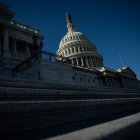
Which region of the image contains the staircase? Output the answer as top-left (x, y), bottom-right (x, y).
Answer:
top-left (0, 76), bottom-right (140, 137)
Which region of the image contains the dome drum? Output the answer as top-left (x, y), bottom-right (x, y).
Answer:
top-left (68, 56), bottom-right (103, 68)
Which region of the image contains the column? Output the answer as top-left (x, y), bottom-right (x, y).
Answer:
top-left (0, 35), bottom-right (1, 56)
top-left (123, 77), bottom-right (126, 88)
top-left (116, 78), bottom-right (120, 88)
top-left (105, 76), bottom-right (109, 87)
top-left (91, 57), bottom-right (95, 67)
top-left (109, 77), bottom-right (112, 87)
top-left (86, 57), bottom-right (89, 67)
top-left (92, 57), bottom-right (95, 67)
top-left (97, 58), bottom-right (99, 67)
top-left (130, 79), bottom-right (132, 88)
top-left (90, 57), bottom-right (93, 67)
top-left (93, 58), bottom-right (95, 67)
top-left (89, 57), bottom-right (92, 67)
top-left (100, 59), bottom-right (102, 66)
top-left (96, 58), bottom-right (99, 67)
top-left (13, 38), bottom-right (17, 53)
top-left (128, 78), bottom-right (131, 88)
top-left (70, 48), bottom-right (72, 54)
top-left (88, 57), bottom-right (91, 67)
top-left (76, 58), bottom-right (79, 66)
top-left (111, 77), bottom-right (114, 87)
top-left (98, 59), bottom-right (101, 67)
top-left (131, 79), bottom-right (134, 88)
top-left (133, 80), bottom-right (136, 88)
top-left (95, 58), bottom-right (97, 67)
top-left (114, 78), bottom-right (118, 88)
top-left (74, 47), bottom-right (76, 53)
top-left (125, 78), bottom-right (128, 88)
top-left (26, 42), bottom-right (30, 57)
top-left (126, 78), bottom-right (129, 88)
top-left (72, 59), bottom-right (74, 65)
top-left (90, 57), bottom-right (92, 67)
top-left (81, 57), bottom-right (84, 66)
top-left (99, 59), bottom-right (101, 66)
top-left (121, 77), bottom-right (125, 88)
top-left (112, 77), bottom-right (115, 88)
top-left (130, 79), bottom-right (133, 88)
top-left (109, 77), bottom-right (113, 87)
top-left (3, 25), bottom-right (9, 53)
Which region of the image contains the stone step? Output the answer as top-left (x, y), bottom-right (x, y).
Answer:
top-left (0, 86), bottom-right (140, 101)
top-left (0, 97), bottom-right (140, 114)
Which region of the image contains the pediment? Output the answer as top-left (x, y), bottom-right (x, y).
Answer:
top-left (120, 67), bottom-right (136, 77)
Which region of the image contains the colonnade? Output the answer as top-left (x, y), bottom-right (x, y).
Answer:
top-left (104, 76), bottom-right (121, 88)
top-left (101, 75), bottom-right (137, 89)
top-left (71, 56), bottom-right (103, 67)
top-left (0, 24), bottom-right (31, 60)
top-left (61, 46), bottom-right (95, 56)
top-left (121, 76), bottom-right (137, 89)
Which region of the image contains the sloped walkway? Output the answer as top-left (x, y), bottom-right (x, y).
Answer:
top-left (48, 112), bottom-right (140, 140)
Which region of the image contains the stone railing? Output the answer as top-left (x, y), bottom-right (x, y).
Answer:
top-left (11, 52), bottom-right (28, 61)
top-left (9, 20), bottom-right (40, 35)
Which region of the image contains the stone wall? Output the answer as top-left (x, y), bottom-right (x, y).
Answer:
top-left (23, 60), bottom-right (100, 87)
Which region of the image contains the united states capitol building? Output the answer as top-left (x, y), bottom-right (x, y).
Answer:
top-left (0, 3), bottom-right (139, 89)
top-left (1, 3), bottom-right (140, 138)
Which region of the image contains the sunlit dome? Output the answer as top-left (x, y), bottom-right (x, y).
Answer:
top-left (56, 13), bottom-right (104, 68)
top-left (59, 31), bottom-right (92, 49)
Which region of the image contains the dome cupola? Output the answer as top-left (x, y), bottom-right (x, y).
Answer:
top-left (56, 13), bottom-right (104, 68)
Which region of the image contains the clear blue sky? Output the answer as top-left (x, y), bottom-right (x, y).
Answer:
top-left (1, 0), bottom-right (140, 79)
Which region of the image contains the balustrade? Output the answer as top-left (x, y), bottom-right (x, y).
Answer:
top-left (11, 52), bottom-right (28, 61)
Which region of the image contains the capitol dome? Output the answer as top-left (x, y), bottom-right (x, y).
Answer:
top-left (59, 31), bottom-right (92, 49)
top-left (56, 13), bottom-right (104, 68)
